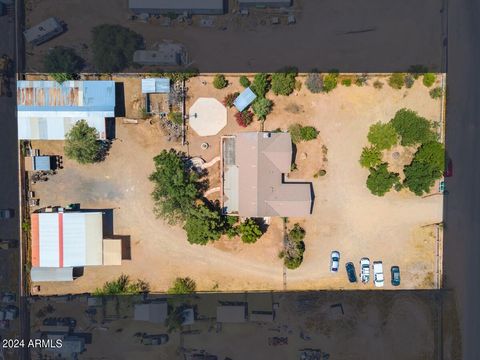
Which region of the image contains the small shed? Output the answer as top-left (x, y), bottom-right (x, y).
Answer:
top-left (30, 267), bottom-right (74, 282)
top-left (102, 239), bottom-right (122, 265)
top-left (216, 305), bottom-right (246, 323)
top-left (25, 156), bottom-right (52, 171)
top-left (134, 303), bottom-right (168, 324)
top-left (233, 87), bottom-right (257, 112)
top-left (141, 78), bottom-right (171, 94)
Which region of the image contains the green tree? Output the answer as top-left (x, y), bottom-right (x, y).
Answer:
top-left (149, 150), bottom-right (202, 224)
top-left (305, 72), bottom-right (323, 93)
top-left (43, 46), bottom-right (84, 79)
top-left (168, 277), bottom-right (196, 294)
top-left (367, 122), bottom-right (398, 150)
top-left (300, 126), bottom-right (319, 141)
top-left (183, 204), bottom-right (225, 245)
top-left (223, 92), bottom-right (240, 108)
top-left (359, 146), bottom-right (382, 168)
top-left (250, 73), bottom-right (271, 97)
top-left (280, 223), bottom-right (306, 269)
top-left (271, 68), bottom-right (297, 96)
top-left (322, 72), bottom-right (339, 93)
top-left (213, 74), bottom-right (228, 89)
top-left (429, 87), bottom-right (443, 99)
top-left (390, 108), bottom-right (435, 146)
top-left (239, 75), bottom-right (251, 88)
top-left (388, 73), bottom-right (405, 89)
top-left (289, 223), bottom-right (306, 241)
top-left (366, 163), bottom-right (400, 196)
top-left (252, 97), bottom-right (273, 120)
top-left (92, 24), bottom-right (143, 72)
top-left (423, 73), bottom-right (436, 87)
top-left (238, 218), bottom-right (263, 244)
top-left (64, 120), bottom-right (102, 164)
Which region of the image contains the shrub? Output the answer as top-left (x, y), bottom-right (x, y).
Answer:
top-left (359, 146), bottom-right (382, 168)
top-left (390, 108), bottom-right (435, 146)
top-left (213, 74), bottom-right (228, 89)
top-left (250, 73), bottom-right (270, 97)
top-left (235, 110), bottom-right (254, 127)
top-left (341, 78), bottom-right (352, 87)
top-left (305, 72), bottom-right (323, 93)
top-left (50, 73), bottom-right (78, 84)
top-left (429, 87), bottom-right (443, 99)
top-left (64, 120), bottom-right (102, 164)
top-left (388, 73), bottom-right (405, 89)
top-left (423, 73), bottom-right (436, 87)
top-left (168, 277), bottom-right (196, 294)
top-left (366, 163), bottom-right (400, 196)
top-left (281, 223), bottom-right (306, 269)
top-left (373, 80), bottom-right (384, 89)
top-left (94, 274), bottom-right (149, 296)
top-left (322, 72), bottom-right (339, 93)
top-left (408, 64), bottom-right (429, 79)
top-left (300, 126), bottom-right (319, 141)
top-left (223, 92), bottom-right (240, 108)
top-left (239, 75), bottom-right (251, 88)
top-left (289, 223), bottom-right (306, 241)
top-left (252, 97), bottom-right (273, 120)
top-left (367, 122), bottom-right (398, 150)
top-left (355, 74), bottom-right (368, 86)
top-left (168, 111), bottom-right (183, 125)
top-left (404, 74), bottom-right (415, 88)
top-left (238, 218), bottom-right (263, 244)
top-left (43, 46), bottom-right (84, 75)
top-left (183, 204), bottom-right (225, 245)
top-left (271, 68), bottom-right (297, 95)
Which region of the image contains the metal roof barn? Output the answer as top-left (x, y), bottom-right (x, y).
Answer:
top-left (129, 0), bottom-right (226, 14)
top-left (233, 87), bottom-right (257, 112)
top-left (31, 212), bottom-right (104, 268)
top-left (141, 78), bottom-right (170, 94)
top-left (17, 80), bottom-right (115, 140)
top-left (30, 267), bottom-right (74, 282)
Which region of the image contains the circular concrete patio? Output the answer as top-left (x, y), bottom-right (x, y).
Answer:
top-left (189, 97), bottom-right (227, 136)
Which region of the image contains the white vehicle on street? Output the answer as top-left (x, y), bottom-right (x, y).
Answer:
top-left (330, 251), bottom-right (340, 272)
top-left (373, 261), bottom-right (384, 287)
top-left (360, 258), bottom-right (370, 283)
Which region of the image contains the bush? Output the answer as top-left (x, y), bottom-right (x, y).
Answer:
top-left (50, 73), bottom-right (78, 84)
top-left (355, 74), bottom-right (368, 86)
top-left (281, 223), bottom-right (306, 269)
top-left (423, 73), bottom-right (436, 87)
top-left (250, 73), bottom-right (270, 97)
top-left (168, 277), bottom-right (196, 294)
top-left (300, 126), bottom-right (319, 141)
top-left (235, 110), bottom-right (254, 127)
top-left (223, 92), bottom-right (240, 108)
top-left (404, 74), bottom-right (415, 88)
top-left (289, 223), bottom-right (306, 241)
top-left (429, 87), bottom-right (443, 99)
top-left (390, 108), bottom-right (435, 146)
top-left (213, 74), bottom-right (228, 89)
top-left (92, 24), bottom-right (143, 72)
top-left (43, 46), bottom-right (84, 75)
top-left (359, 146), bottom-right (382, 168)
top-left (168, 111), bottom-right (183, 125)
top-left (341, 78), bottom-right (352, 87)
top-left (252, 97), bottom-right (273, 120)
top-left (64, 120), bottom-right (102, 164)
top-left (184, 204), bottom-right (225, 245)
top-left (155, 69), bottom-right (199, 83)
top-left (408, 64), bottom-right (429, 79)
top-left (271, 68), bottom-right (297, 96)
top-left (388, 73), bottom-right (405, 89)
top-left (373, 80), bottom-right (384, 89)
top-left (94, 274), bottom-right (149, 296)
top-left (239, 75), bottom-right (251, 88)
top-left (305, 72), bottom-right (323, 93)
top-left (367, 122), bottom-right (398, 150)
top-left (322, 72), bottom-right (339, 93)
top-left (238, 218), bottom-right (263, 244)
top-left (366, 163), bottom-right (400, 196)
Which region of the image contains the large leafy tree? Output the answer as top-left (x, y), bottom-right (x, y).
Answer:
top-left (271, 68), bottom-right (297, 96)
top-left (252, 97), bottom-right (273, 120)
top-left (64, 120), bottom-right (102, 164)
top-left (250, 73), bottom-right (271, 97)
top-left (280, 223), bottom-right (306, 270)
top-left (390, 108), bottom-right (435, 146)
top-left (183, 204), bottom-right (225, 245)
top-left (360, 146), bottom-right (382, 168)
top-left (149, 150), bottom-right (202, 224)
top-left (366, 163), bottom-right (400, 196)
top-left (238, 218), bottom-right (263, 244)
top-left (92, 24), bottom-right (143, 72)
top-left (43, 46), bottom-right (84, 76)
top-left (367, 122), bottom-right (398, 150)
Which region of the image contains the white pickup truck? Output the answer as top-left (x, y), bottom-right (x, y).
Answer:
top-left (373, 261), bottom-right (384, 287)
top-left (360, 258), bottom-right (370, 283)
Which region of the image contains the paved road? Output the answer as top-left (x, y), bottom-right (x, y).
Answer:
top-left (443, 0), bottom-right (480, 358)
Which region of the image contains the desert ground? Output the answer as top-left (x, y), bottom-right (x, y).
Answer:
top-left (28, 74), bottom-right (444, 294)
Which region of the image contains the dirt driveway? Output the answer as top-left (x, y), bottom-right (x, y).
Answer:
top-left (29, 74), bottom-right (443, 294)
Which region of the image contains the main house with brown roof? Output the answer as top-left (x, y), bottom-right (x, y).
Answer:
top-left (221, 132), bottom-right (312, 217)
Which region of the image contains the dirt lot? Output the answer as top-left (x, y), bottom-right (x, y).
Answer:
top-left (29, 74), bottom-right (443, 294)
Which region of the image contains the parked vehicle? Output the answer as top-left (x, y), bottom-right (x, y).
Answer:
top-left (373, 261), bottom-right (384, 287)
top-left (345, 262), bottom-right (357, 283)
top-left (360, 258), bottom-right (370, 283)
top-left (391, 266), bottom-right (401, 286)
top-left (0, 209), bottom-right (13, 219)
top-left (330, 251), bottom-right (340, 272)
top-left (142, 334), bottom-right (169, 346)
top-left (42, 317), bottom-right (76, 329)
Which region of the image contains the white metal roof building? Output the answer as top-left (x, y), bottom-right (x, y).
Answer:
top-left (31, 212), bottom-right (104, 268)
top-left (129, 0), bottom-right (226, 15)
top-left (30, 267), bottom-right (74, 282)
top-left (17, 80), bottom-right (116, 140)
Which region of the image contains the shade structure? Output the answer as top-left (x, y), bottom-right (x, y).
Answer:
top-left (189, 97), bottom-right (227, 136)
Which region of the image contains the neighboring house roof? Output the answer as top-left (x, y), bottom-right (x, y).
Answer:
top-left (30, 267), bottom-right (74, 282)
top-left (223, 132), bottom-right (312, 217)
top-left (233, 87), bottom-right (257, 112)
top-left (31, 212), bottom-right (104, 268)
top-left (134, 303), bottom-right (168, 324)
top-left (216, 305), bottom-right (246, 323)
top-left (141, 78), bottom-right (170, 94)
top-left (17, 81), bottom-right (115, 140)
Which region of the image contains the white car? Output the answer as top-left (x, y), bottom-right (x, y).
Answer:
top-left (330, 251), bottom-right (340, 272)
top-left (373, 261), bottom-right (384, 287)
top-left (360, 258), bottom-right (370, 283)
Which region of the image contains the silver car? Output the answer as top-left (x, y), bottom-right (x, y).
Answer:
top-left (330, 251), bottom-right (340, 272)
top-left (360, 257), bottom-right (370, 283)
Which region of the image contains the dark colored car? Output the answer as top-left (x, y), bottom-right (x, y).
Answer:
top-left (345, 262), bottom-right (357, 283)
top-left (444, 158), bottom-right (453, 177)
top-left (391, 266), bottom-right (401, 286)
